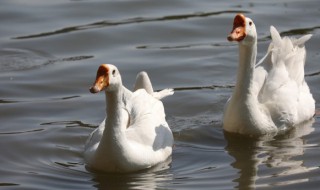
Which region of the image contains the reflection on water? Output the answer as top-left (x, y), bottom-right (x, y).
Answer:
top-left (90, 158), bottom-right (172, 190)
top-left (225, 119), bottom-right (317, 189)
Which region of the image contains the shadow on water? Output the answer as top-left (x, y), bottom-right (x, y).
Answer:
top-left (224, 119), bottom-right (317, 190)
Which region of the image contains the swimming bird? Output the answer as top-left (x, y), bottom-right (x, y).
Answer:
top-left (84, 64), bottom-right (174, 173)
top-left (223, 14), bottom-right (315, 136)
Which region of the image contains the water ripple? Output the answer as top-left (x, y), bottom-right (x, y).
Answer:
top-left (0, 99), bottom-right (20, 104)
top-left (0, 95), bottom-right (81, 105)
top-left (0, 48), bottom-right (93, 72)
top-left (171, 84), bottom-right (234, 91)
top-left (137, 42), bottom-right (231, 50)
top-left (143, 25), bottom-right (320, 51)
top-left (0, 128), bottom-right (44, 135)
top-left (0, 183), bottom-right (19, 187)
top-left (281, 26), bottom-right (320, 36)
top-left (40, 120), bottom-right (97, 129)
top-left (13, 10), bottom-right (249, 40)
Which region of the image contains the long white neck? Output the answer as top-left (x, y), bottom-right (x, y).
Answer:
top-left (104, 85), bottom-right (132, 136)
top-left (89, 80), bottom-right (134, 169)
top-left (97, 85), bottom-right (132, 155)
top-left (105, 87), bottom-right (124, 134)
top-left (232, 41), bottom-right (257, 100)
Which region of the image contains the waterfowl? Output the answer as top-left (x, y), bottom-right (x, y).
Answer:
top-left (223, 14), bottom-right (315, 136)
top-left (84, 64), bottom-right (174, 173)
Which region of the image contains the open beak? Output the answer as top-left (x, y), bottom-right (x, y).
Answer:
top-left (89, 64), bottom-right (109, 94)
top-left (227, 14), bottom-right (246, 42)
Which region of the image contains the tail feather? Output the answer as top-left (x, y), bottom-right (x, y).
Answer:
top-left (153, 89), bottom-right (174, 100)
top-left (270, 26), bottom-right (282, 48)
top-left (269, 26), bottom-right (310, 85)
top-left (134, 71), bottom-right (174, 100)
top-left (134, 71), bottom-right (154, 94)
top-left (294, 34), bottom-right (312, 47)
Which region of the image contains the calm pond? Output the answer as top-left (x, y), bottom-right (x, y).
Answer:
top-left (0, 0), bottom-right (320, 189)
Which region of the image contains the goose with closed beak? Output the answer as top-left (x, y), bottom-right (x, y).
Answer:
top-left (223, 14), bottom-right (315, 136)
top-left (84, 64), bottom-right (174, 173)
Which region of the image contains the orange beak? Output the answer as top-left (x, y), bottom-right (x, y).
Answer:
top-left (227, 14), bottom-right (246, 42)
top-left (89, 64), bottom-right (110, 93)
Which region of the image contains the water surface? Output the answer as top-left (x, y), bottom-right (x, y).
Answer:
top-left (1, 0), bottom-right (320, 189)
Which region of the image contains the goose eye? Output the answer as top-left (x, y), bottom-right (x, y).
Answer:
top-left (112, 70), bottom-right (116, 75)
top-left (249, 21), bottom-right (253, 26)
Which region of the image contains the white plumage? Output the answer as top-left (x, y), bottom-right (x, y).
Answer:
top-left (223, 14), bottom-right (315, 136)
top-left (84, 64), bottom-right (174, 173)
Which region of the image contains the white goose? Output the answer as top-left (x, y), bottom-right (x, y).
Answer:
top-left (84, 64), bottom-right (174, 173)
top-left (223, 14), bottom-right (315, 136)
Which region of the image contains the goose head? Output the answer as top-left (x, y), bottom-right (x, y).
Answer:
top-left (90, 64), bottom-right (121, 93)
top-left (227, 14), bottom-right (257, 45)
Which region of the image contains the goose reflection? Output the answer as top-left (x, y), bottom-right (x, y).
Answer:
top-left (224, 119), bottom-right (315, 190)
top-left (89, 157), bottom-right (172, 190)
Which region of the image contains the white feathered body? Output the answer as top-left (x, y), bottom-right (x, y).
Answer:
top-left (223, 26), bottom-right (315, 136)
top-left (84, 89), bottom-right (173, 172)
top-left (84, 66), bottom-right (173, 173)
